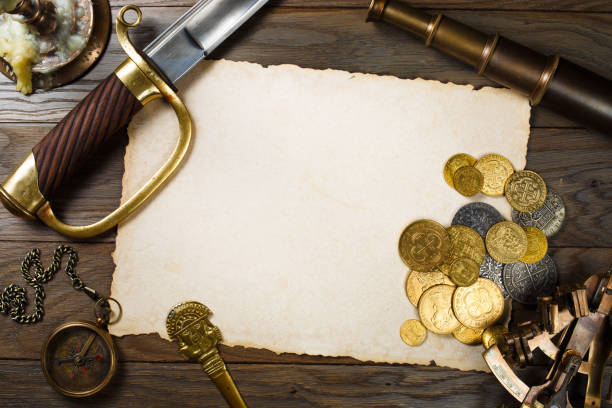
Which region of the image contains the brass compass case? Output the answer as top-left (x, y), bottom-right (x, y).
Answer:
top-left (41, 321), bottom-right (118, 398)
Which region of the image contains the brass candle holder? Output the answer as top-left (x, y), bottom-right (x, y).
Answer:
top-left (0, 0), bottom-right (111, 90)
top-left (8, 0), bottom-right (58, 35)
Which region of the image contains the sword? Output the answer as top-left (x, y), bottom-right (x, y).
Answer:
top-left (0, 0), bottom-right (269, 238)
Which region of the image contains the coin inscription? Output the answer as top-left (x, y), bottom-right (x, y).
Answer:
top-left (444, 153), bottom-right (476, 189)
top-left (439, 225), bottom-right (485, 275)
top-left (449, 258), bottom-right (480, 287)
top-left (505, 170), bottom-right (547, 212)
top-left (479, 255), bottom-right (507, 298)
top-left (452, 278), bottom-right (504, 329)
top-left (453, 166), bottom-right (484, 197)
top-left (452, 324), bottom-right (484, 345)
top-left (405, 270), bottom-right (455, 307)
top-left (399, 220), bottom-right (450, 271)
top-left (452, 202), bottom-right (504, 239)
top-left (512, 191), bottom-right (565, 238)
top-left (474, 154), bottom-right (514, 196)
top-left (400, 319), bottom-right (427, 346)
top-left (520, 226), bottom-right (548, 264)
top-left (486, 221), bottom-right (528, 264)
top-left (502, 255), bottom-right (558, 304)
top-left (418, 285), bottom-right (461, 335)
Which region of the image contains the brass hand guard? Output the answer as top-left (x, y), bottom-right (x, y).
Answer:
top-left (0, 5), bottom-right (192, 238)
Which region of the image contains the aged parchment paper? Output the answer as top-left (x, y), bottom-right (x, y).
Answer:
top-left (111, 60), bottom-right (530, 371)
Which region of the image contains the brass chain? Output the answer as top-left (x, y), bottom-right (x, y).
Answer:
top-left (0, 245), bottom-right (84, 324)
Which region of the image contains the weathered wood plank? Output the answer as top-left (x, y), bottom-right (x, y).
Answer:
top-left (526, 129), bottom-right (612, 248)
top-left (0, 241), bottom-right (609, 362)
top-left (0, 124), bottom-right (125, 243)
top-left (109, 0), bottom-right (612, 13)
top-left (0, 360), bottom-right (527, 408)
top-left (1, 8), bottom-right (612, 128)
top-left (1, 125), bottom-right (610, 247)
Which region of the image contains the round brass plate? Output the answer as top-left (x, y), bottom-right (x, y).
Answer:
top-left (0, 0), bottom-right (110, 90)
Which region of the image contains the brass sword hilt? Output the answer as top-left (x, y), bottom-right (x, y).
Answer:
top-left (166, 301), bottom-right (248, 408)
top-left (0, 5), bottom-right (192, 238)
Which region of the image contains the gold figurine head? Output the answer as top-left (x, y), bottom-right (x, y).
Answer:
top-left (166, 301), bottom-right (223, 361)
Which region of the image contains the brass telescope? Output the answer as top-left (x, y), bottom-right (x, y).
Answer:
top-left (367, 0), bottom-right (612, 136)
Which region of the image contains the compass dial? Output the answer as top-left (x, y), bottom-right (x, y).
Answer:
top-left (42, 321), bottom-right (117, 397)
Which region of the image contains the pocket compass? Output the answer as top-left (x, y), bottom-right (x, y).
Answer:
top-left (0, 246), bottom-right (122, 398)
top-left (41, 297), bottom-right (121, 398)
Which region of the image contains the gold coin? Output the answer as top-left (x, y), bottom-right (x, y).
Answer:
top-left (405, 270), bottom-right (455, 307)
top-left (449, 258), bottom-right (480, 287)
top-left (485, 221), bottom-right (528, 264)
top-left (520, 226), bottom-right (548, 263)
top-left (399, 220), bottom-right (450, 272)
top-left (452, 278), bottom-right (504, 329)
top-left (504, 170), bottom-right (547, 212)
top-left (418, 284), bottom-right (461, 334)
top-left (400, 319), bottom-right (427, 346)
top-left (482, 325), bottom-right (509, 350)
top-left (474, 154), bottom-right (515, 196)
top-left (453, 166), bottom-right (484, 197)
top-left (452, 324), bottom-right (484, 345)
top-left (444, 153), bottom-right (476, 189)
top-left (439, 225), bottom-right (485, 275)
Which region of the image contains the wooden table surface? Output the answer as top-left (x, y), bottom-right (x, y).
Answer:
top-left (1, 0), bottom-right (611, 407)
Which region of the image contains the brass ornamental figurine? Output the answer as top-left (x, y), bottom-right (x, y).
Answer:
top-left (167, 301), bottom-right (248, 408)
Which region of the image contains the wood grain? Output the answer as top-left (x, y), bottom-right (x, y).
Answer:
top-left (2, 8), bottom-right (612, 128)
top-left (1, 125), bottom-right (610, 247)
top-left (0, 360), bottom-right (530, 408)
top-left (0, 2), bottom-right (611, 407)
top-left (108, 0), bottom-right (612, 13)
top-left (32, 74), bottom-right (141, 199)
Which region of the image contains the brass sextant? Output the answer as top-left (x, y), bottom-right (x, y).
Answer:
top-left (483, 272), bottom-right (612, 408)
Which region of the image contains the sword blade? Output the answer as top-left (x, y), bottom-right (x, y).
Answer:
top-left (144, 0), bottom-right (269, 84)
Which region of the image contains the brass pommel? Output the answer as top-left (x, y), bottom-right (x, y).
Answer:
top-left (0, 152), bottom-right (45, 220)
top-left (367, 0), bottom-right (612, 136)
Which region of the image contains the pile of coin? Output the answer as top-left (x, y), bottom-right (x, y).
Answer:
top-left (399, 219), bottom-right (504, 346)
top-left (398, 153), bottom-right (565, 348)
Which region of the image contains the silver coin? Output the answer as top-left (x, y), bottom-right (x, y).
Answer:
top-left (502, 255), bottom-right (558, 304)
top-left (512, 191), bottom-right (565, 237)
top-left (451, 202), bottom-right (504, 239)
top-left (479, 254), bottom-right (508, 298)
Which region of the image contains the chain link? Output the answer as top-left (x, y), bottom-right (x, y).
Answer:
top-left (0, 245), bottom-right (82, 324)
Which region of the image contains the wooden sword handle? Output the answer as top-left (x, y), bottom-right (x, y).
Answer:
top-left (32, 73), bottom-right (143, 199)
